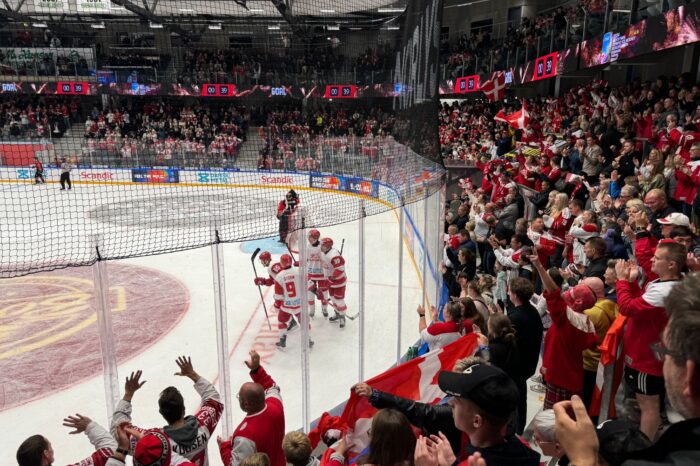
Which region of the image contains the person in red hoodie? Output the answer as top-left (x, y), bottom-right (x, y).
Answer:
top-left (218, 350), bottom-right (285, 466)
top-left (614, 240), bottom-right (684, 441)
top-left (674, 144), bottom-right (700, 217)
top-left (530, 254), bottom-right (597, 409)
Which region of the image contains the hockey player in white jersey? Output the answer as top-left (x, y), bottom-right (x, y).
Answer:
top-left (320, 238), bottom-right (348, 328)
top-left (273, 254), bottom-right (314, 349)
top-left (254, 251), bottom-right (296, 333)
top-left (306, 229), bottom-right (330, 318)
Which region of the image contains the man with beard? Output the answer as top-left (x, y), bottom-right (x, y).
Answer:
top-left (554, 272), bottom-right (700, 465)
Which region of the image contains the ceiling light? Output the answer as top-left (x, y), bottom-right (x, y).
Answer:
top-left (208, 23), bottom-right (222, 30)
top-left (327, 25), bottom-right (340, 30)
top-left (267, 25), bottom-right (280, 30)
top-left (149, 21), bottom-right (163, 28)
top-left (378, 7), bottom-right (405, 13)
top-left (91, 22), bottom-right (105, 29)
top-left (386, 26), bottom-right (400, 30)
top-left (249, 8), bottom-right (264, 12)
top-left (320, 8), bottom-right (335, 13)
top-left (32, 22), bottom-right (48, 28)
top-left (178, 7), bottom-right (194, 12)
top-left (349, 27), bottom-right (362, 30)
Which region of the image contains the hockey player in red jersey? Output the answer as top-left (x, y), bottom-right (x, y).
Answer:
top-left (277, 190), bottom-right (299, 243)
top-left (306, 229), bottom-right (330, 318)
top-left (110, 356), bottom-right (223, 466)
top-left (273, 254), bottom-right (313, 349)
top-left (320, 238), bottom-right (348, 328)
top-left (254, 251), bottom-right (290, 331)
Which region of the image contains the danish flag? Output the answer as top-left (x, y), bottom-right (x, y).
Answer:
top-left (494, 101), bottom-right (530, 130)
top-left (480, 71), bottom-right (506, 102)
top-left (339, 334), bottom-right (479, 456)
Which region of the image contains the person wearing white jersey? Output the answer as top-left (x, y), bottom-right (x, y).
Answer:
top-left (306, 229), bottom-right (329, 318)
top-left (320, 238), bottom-right (348, 328)
top-left (111, 356), bottom-right (223, 466)
top-left (273, 254), bottom-right (313, 349)
top-left (254, 251), bottom-right (297, 333)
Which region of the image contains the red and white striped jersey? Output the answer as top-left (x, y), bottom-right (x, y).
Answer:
top-left (322, 248), bottom-right (346, 287)
top-left (274, 266), bottom-right (302, 311)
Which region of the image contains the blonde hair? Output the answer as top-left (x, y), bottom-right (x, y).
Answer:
top-left (550, 192), bottom-right (569, 218)
top-left (625, 198), bottom-right (645, 212)
top-left (282, 432), bottom-right (312, 466)
top-left (241, 453), bottom-right (271, 466)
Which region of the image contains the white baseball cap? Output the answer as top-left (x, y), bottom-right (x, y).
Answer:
top-left (657, 213), bottom-right (690, 227)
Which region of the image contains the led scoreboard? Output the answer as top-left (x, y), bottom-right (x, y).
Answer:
top-left (324, 85), bottom-right (357, 99)
top-left (455, 75), bottom-right (480, 93)
top-left (201, 83), bottom-right (236, 97)
top-left (532, 52), bottom-right (558, 81)
top-left (56, 81), bottom-right (89, 95)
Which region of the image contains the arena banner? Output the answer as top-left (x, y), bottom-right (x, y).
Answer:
top-left (310, 174), bottom-right (345, 191)
top-left (345, 177), bottom-right (378, 197)
top-left (0, 47), bottom-right (96, 69)
top-left (131, 168), bottom-right (179, 184)
top-left (33, 0), bottom-right (68, 12)
top-left (77, 0), bottom-right (111, 13)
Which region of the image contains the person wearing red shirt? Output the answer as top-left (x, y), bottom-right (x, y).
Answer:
top-left (674, 143), bottom-right (700, 217)
top-left (614, 241), bottom-right (684, 441)
top-left (530, 254), bottom-right (597, 409)
top-left (218, 350), bottom-right (285, 466)
top-left (277, 190), bottom-right (299, 244)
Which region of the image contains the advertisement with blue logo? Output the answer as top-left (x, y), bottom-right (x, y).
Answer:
top-left (196, 171), bottom-right (231, 184)
top-left (310, 174), bottom-right (345, 191)
top-left (131, 168), bottom-right (179, 183)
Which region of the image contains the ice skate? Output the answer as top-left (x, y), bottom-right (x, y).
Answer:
top-left (309, 308), bottom-right (315, 319)
top-left (308, 339), bottom-right (314, 349)
top-left (286, 318), bottom-right (299, 333)
top-left (322, 307), bottom-right (328, 318)
top-left (329, 312), bottom-right (341, 324)
top-left (275, 335), bottom-right (287, 350)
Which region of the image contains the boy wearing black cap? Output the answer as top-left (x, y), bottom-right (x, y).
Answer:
top-left (438, 364), bottom-right (540, 466)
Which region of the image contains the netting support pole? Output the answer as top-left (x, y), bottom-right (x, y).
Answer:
top-left (359, 199), bottom-right (366, 382)
top-left (397, 201), bottom-right (405, 365)
top-left (422, 184), bottom-right (429, 309)
top-left (92, 251), bottom-right (120, 425)
top-left (297, 215), bottom-right (312, 433)
top-left (210, 227), bottom-right (234, 437)
top-left (435, 188), bottom-right (445, 308)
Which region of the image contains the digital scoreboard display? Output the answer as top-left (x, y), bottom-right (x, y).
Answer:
top-left (201, 83), bottom-right (236, 97)
top-left (532, 52), bottom-right (558, 81)
top-left (324, 85), bottom-right (357, 99)
top-left (455, 75), bottom-right (480, 93)
top-left (56, 81), bottom-right (90, 95)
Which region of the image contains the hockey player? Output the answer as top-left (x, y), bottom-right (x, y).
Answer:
top-left (320, 238), bottom-right (348, 328)
top-left (253, 251), bottom-right (295, 333)
top-left (306, 229), bottom-right (329, 318)
top-left (33, 157), bottom-right (45, 184)
top-left (273, 254), bottom-right (313, 349)
top-left (277, 190), bottom-right (299, 243)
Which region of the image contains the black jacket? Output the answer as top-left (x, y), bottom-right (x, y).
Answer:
top-left (507, 303), bottom-right (544, 381)
top-left (584, 256), bottom-right (608, 279)
top-left (623, 418), bottom-right (700, 466)
top-left (465, 434), bottom-right (541, 466)
top-left (488, 336), bottom-right (518, 377)
top-left (444, 262), bottom-right (475, 297)
top-left (369, 389), bottom-right (461, 456)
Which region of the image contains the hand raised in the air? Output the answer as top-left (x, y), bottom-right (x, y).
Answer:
top-left (174, 356), bottom-right (200, 381)
top-left (245, 350), bottom-right (261, 371)
top-left (123, 370), bottom-right (146, 401)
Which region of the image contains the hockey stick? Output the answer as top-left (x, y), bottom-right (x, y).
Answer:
top-left (328, 300), bottom-right (359, 320)
top-left (285, 243), bottom-right (297, 263)
top-left (340, 238), bottom-right (345, 255)
top-left (251, 248), bottom-right (272, 331)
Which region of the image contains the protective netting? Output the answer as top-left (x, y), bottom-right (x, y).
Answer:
top-left (0, 0), bottom-right (444, 278)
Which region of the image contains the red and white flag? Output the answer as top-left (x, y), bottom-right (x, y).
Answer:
top-left (480, 72), bottom-right (506, 102)
top-left (495, 101), bottom-right (529, 130)
top-left (339, 334), bottom-right (479, 456)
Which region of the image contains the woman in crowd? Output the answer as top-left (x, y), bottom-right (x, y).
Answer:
top-left (418, 302), bottom-right (463, 351)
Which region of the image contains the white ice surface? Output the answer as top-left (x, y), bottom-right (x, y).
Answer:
top-left (0, 183), bottom-right (425, 465)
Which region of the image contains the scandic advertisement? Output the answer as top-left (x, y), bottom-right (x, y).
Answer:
top-left (131, 168), bottom-right (179, 184)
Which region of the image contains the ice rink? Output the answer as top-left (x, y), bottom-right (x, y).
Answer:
top-left (0, 180), bottom-right (429, 464)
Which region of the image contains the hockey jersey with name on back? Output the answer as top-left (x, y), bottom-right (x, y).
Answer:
top-left (111, 377), bottom-right (224, 466)
top-left (322, 248), bottom-right (346, 287)
top-left (267, 262), bottom-right (284, 302)
top-left (274, 266), bottom-right (302, 311)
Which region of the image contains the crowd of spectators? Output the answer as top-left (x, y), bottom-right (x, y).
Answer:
top-left (0, 96), bottom-right (79, 139)
top-left (80, 101), bottom-right (248, 166)
top-left (432, 71), bottom-right (700, 464)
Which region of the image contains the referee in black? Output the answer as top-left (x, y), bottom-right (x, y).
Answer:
top-left (59, 157), bottom-right (72, 190)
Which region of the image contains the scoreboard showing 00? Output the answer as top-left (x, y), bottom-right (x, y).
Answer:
top-left (56, 81), bottom-right (89, 95)
top-left (532, 52), bottom-right (558, 81)
top-left (201, 84), bottom-right (236, 97)
top-left (324, 85), bottom-right (357, 99)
